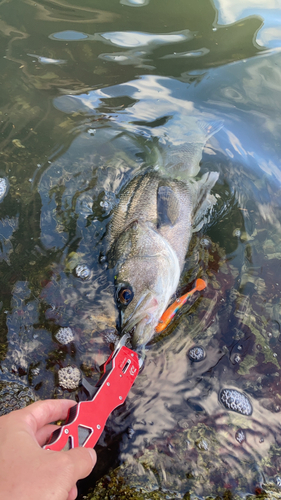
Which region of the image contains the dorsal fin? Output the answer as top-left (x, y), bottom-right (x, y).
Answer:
top-left (157, 184), bottom-right (180, 227)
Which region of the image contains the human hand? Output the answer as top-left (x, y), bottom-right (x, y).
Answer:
top-left (0, 399), bottom-right (96, 500)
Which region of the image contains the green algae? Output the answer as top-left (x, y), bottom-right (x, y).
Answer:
top-left (238, 354), bottom-right (262, 375)
top-left (237, 313), bottom-right (280, 373)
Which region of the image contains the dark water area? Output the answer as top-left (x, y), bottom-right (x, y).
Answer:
top-left (1, 0), bottom-right (281, 498)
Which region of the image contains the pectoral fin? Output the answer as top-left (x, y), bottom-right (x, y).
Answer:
top-left (157, 184), bottom-right (180, 227)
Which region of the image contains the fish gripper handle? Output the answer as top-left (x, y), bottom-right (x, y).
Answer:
top-left (43, 346), bottom-right (139, 451)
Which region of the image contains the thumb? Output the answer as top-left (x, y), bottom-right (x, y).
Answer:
top-left (64, 447), bottom-right (96, 483)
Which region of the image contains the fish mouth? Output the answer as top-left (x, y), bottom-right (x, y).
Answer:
top-left (121, 292), bottom-right (161, 347)
top-left (123, 317), bottom-right (155, 349)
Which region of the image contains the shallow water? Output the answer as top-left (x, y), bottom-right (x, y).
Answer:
top-left (0, 0), bottom-right (281, 498)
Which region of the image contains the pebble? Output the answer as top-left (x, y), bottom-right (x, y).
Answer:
top-left (200, 237), bottom-right (210, 247)
top-left (99, 191), bottom-right (116, 214)
top-left (275, 476), bottom-right (281, 487)
top-left (31, 367), bottom-right (40, 376)
top-left (196, 438), bottom-right (208, 451)
top-left (127, 427), bottom-right (135, 439)
top-left (188, 345), bottom-right (205, 362)
top-left (219, 388), bottom-right (252, 416)
top-left (235, 429), bottom-right (246, 444)
top-left (168, 443), bottom-right (175, 454)
top-left (55, 327), bottom-right (74, 345)
top-left (75, 264), bottom-right (91, 279)
top-left (234, 354), bottom-right (241, 363)
top-left (233, 228), bottom-right (241, 237)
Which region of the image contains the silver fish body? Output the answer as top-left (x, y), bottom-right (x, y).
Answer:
top-left (107, 171), bottom-right (218, 348)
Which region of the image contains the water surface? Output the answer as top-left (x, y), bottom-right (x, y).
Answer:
top-left (0, 0), bottom-right (281, 498)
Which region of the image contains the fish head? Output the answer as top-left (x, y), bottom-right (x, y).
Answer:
top-left (111, 220), bottom-right (180, 349)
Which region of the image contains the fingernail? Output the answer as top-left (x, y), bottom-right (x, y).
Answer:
top-left (88, 448), bottom-right (97, 467)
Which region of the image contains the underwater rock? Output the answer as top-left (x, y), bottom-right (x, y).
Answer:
top-left (100, 191), bottom-right (116, 214)
top-left (58, 366), bottom-right (81, 390)
top-left (84, 464), bottom-right (181, 500)
top-left (195, 438), bottom-right (209, 451)
top-left (235, 429), bottom-right (246, 444)
top-left (275, 476), bottom-right (281, 487)
top-left (188, 345), bottom-right (205, 362)
top-left (127, 427), bottom-right (135, 439)
top-left (75, 264), bottom-right (91, 279)
top-left (0, 381), bottom-right (35, 416)
top-left (233, 353), bottom-right (241, 364)
top-left (55, 327), bottom-right (74, 345)
top-left (219, 388), bottom-right (252, 416)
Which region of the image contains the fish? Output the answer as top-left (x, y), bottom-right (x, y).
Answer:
top-left (106, 170), bottom-right (219, 350)
top-left (155, 278), bottom-right (207, 333)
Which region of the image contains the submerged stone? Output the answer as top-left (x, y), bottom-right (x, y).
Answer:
top-left (55, 327), bottom-right (74, 345)
top-left (75, 264), bottom-right (91, 279)
top-left (219, 388), bottom-right (252, 416)
top-left (275, 476), bottom-right (281, 487)
top-left (196, 438), bottom-right (209, 451)
top-left (188, 345), bottom-right (205, 362)
top-left (235, 429), bottom-right (246, 444)
top-left (0, 381), bottom-right (35, 416)
top-left (58, 366), bottom-right (81, 390)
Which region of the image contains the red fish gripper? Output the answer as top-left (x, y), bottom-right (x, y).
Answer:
top-left (43, 345), bottom-right (139, 451)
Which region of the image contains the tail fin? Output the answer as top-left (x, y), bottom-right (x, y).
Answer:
top-left (161, 117), bottom-right (223, 178)
top-left (195, 278), bottom-right (207, 291)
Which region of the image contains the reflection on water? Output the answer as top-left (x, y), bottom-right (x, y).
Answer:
top-left (0, 0), bottom-right (281, 498)
top-left (214, 0), bottom-right (281, 49)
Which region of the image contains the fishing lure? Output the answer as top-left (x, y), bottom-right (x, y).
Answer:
top-left (155, 278), bottom-right (207, 333)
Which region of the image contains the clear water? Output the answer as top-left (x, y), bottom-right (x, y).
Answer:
top-left (0, 0), bottom-right (281, 498)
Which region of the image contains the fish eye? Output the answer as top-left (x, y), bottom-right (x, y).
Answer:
top-left (117, 286), bottom-right (134, 306)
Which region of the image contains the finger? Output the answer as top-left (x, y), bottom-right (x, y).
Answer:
top-left (19, 400), bottom-right (77, 434)
top-left (67, 485), bottom-right (78, 500)
top-left (65, 447), bottom-right (96, 483)
top-left (35, 424), bottom-right (60, 447)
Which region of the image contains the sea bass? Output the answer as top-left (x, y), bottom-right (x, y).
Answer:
top-left (107, 170), bottom-right (219, 349)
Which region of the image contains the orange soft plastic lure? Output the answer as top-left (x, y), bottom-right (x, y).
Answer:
top-left (155, 278), bottom-right (207, 333)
